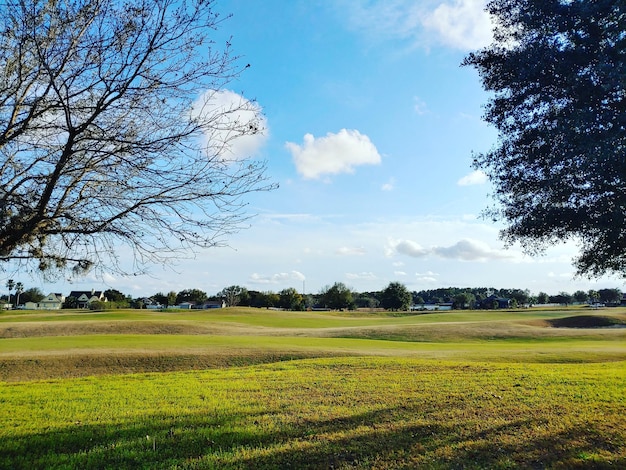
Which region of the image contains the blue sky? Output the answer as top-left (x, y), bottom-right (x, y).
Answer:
top-left (25, 0), bottom-right (625, 297)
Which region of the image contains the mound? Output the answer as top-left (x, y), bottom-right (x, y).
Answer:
top-left (547, 315), bottom-right (626, 328)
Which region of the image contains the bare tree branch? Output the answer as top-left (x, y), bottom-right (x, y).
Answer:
top-left (0, 0), bottom-right (276, 279)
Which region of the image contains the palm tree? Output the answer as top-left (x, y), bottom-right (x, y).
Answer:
top-left (5, 279), bottom-right (14, 307)
top-left (15, 282), bottom-right (24, 307)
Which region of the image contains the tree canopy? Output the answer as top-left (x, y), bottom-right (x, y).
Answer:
top-left (0, 0), bottom-right (274, 280)
top-left (319, 282), bottom-right (354, 310)
top-left (463, 0), bottom-right (626, 278)
top-left (380, 282), bottom-right (412, 311)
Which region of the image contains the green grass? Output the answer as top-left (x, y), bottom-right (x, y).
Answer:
top-left (0, 306), bottom-right (625, 469)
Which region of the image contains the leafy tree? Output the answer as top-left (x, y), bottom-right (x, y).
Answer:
top-left (167, 291), bottom-right (178, 307)
top-left (278, 288), bottom-right (304, 311)
top-left (152, 292), bottom-right (168, 306)
top-left (21, 287), bottom-right (45, 304)
top-left (505, 289), bottom-right (530, 307)
top-left (453, 292), bottom-right (475, 310)
top-left (598, 288), bottom-right (622, 305)
top-left (573, 290), bottom-right (589, 304)
top-left (218, 285), bottom-right (247, 307)
top-left (463, 0), bottom-right (626, 278)
top-left (380, 282), bottom-right (412, 311)
top-left (536, 292), bottom-right (549, 305)
top-left (319, 282), bottom-right (354, 310)
top-left (354, 293), bottom-right (380, 309)
top-left (261, 291), bottom-right (280, 308)
top-left (63, 296), bottom-right (78, 309)
top-left (104, 289), bottom-right (126, 303)
top-left (551, 292), bottom-right (573, 306)
top-left (0, 0), bottom-right (275, 279)
top-left (588, 290), bottom-right (600, 304)
top-left (176, 289), bottom-right (207, 305)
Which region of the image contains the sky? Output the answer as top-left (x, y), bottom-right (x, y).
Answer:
top-left (17, 0), bottom-right (626, 298)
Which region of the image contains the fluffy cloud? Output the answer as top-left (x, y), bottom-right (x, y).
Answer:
top-left (394, 239), bottom-right (429, 258)
top-left (432, 239), bottom-right (512, 261)
top-left (422, 0), bottom-right (493, 50)
top-left (457, 170), bottom-right (487, 186)
top-left (336, 246), bottom-right (367, 256)
top-left (192, 89), bottom-right (268, 160)
top-left (249, 270), bottom-right (305, 285)
top-left (388, 238), bottom-right (513, 262)
top-left (381, 178), bottom-right (395, 191)
top-left (340, 0), bottom-right (492, 51)
top-left (286, 129), bottom-right (382, 179)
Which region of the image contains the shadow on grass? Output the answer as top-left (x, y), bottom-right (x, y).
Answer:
top-left (1, 405), bottom-right (623, 469)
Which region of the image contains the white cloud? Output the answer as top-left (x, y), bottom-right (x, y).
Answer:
top-left (286, 129), bottom-right (382, 179)
top-left (392, 239), bottom-right (430, 258)
top-left (340, 0), bottom-right (492, 51)
top-left (249, 270), bottom-right (305, 285)
top-left (388, 237), bottom-right (514, 262)
top-left (336, 246), bottom-right (367, 256)
top-left (422, 0), bottom-right (493, 50)
top-left (457, 170), bottom-right (487, 186)
top-left (394, 271), bottom-right (407, 276)
top-left (381, 178), bottom-right (395, 191)
top-left (191, 89), bottom-right (268, 160)
top-left (432, 239), bottom-right (512, 261)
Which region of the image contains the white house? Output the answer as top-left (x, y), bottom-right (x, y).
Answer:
top-left (23, 293), bottom-right (64, 310)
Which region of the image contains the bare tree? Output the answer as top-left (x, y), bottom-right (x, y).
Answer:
top-left (0, 0), bottom-right (275, 279)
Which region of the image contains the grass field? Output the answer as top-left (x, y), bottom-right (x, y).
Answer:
top-left (0, 306), bottom-right (624, 469)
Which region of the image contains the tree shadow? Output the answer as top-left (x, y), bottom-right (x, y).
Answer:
top-left (1, 403), bottom-right (623, 469)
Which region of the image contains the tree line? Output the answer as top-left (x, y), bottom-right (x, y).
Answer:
top-left (8, 281), bottom-right (621, 312)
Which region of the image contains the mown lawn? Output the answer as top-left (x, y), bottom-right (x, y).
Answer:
top-left (0, 307), bottom-right (624, 469)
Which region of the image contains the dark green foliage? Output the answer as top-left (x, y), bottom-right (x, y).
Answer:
top-left (537, 292), bottom-right (550, 304)
top-left (176, 289), bottom-right (207, 305)
top-left (463, 0), bottom-right (626, 277)
top-left (453, 292), bottom-right (475, 309)
top-left (597, 288), bottom-right (622, 304)
top-left (218, 285), bottom-right (248, 307)
top-left (380, 282), bottom-right (412, 311)
top-left (103, 289), bottom-right (127, 303)
top-left (20, 287), bottom-right (45, 303)
top-left (319, 282), bottom-right (354, 310)
top-left (278, 288), bottom-right (304, 311)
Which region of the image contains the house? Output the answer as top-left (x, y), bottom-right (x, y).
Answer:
top-left (140, 297), bottom-right (163, 309)
top-left (39, 293), bottom-right (65, 310)
top-left (67, 290), bottom-right (107, 308)
top-left (20, 293), bottom-right (64, 310)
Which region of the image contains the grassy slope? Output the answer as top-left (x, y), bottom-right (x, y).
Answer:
top-left (0, 307), bottom-right (625, 469)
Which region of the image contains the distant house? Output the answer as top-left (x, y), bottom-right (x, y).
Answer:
top-left (67, 290), bottom-right (107, 308)
top-left (39, 293), bottom-right (65, 310)
top-left (139, 297), bottom-right (163, 309)
top-left (21, 293), bottom-right (64, 310)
